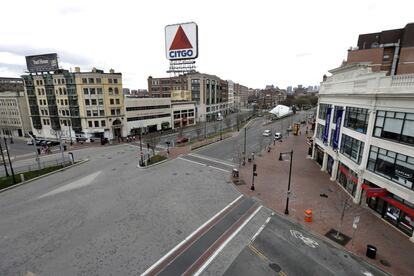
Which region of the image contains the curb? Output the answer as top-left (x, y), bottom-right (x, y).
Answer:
top-left (137, 157), bottom-right (170, 169)
top-left (0, 159), bottom-right (90, 194)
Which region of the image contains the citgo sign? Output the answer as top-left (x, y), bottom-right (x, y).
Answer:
top-left (165, 22), bottom-right (198, 60)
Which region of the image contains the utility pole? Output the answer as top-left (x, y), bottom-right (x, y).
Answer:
top-left (243, 127), bottom-right (247, 164)
top-left (58, 131), bottom-right (65, 167)
top-left (139, 129), bottom-right (143, 166)
top-left (3, 137), bottom-right (15, 184)
top-left (251, 163), bottom-right (257, 191)
top-left (0, 139), bottom-right (9, 177)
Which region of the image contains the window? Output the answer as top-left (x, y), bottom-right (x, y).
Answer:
top-left (88, 121), bottom-right (93, 127)
top-left (116, 109), bottom-right (121, 115)
top-left (343, 106), bottom-right (369, 133)
top-left (82, 78), bottom-right (87, 84)
top-left (88, 78), bottom-right (94, 84)
top-left (86, 110), bottom-right (91, 116)
top-left (83, 88), bottom-right (89, 95)
top-left (93, 110), bottom-right (98, 117)
top-left (96, 78), bottom-right (101, 84)
top-left (318, 103), bottom-right (331, 120)
top-left (114, 87), bottom-right (119, 95)
top-left (374, 111), bottom-right (414, 146)
top-left (127, 113), bottom-right (170, 122)
top-left (114, 78), bottom-right (118, 84)
top-left (111, 109), bottom-right (115, 115)
top-left (99, 110), bottom-right (105, 116)
top-left (98, 99), bottom-right (103, 105)
top-left (91, 99), bottom-right (97, 105)
top-left (94, 121), bottom-right (99, 127)
top-left (110, 99), bottom-right (114, 105)
top-left (333, 106), bottom-right (344, 122)
top-left (97, 88), bottom-right (103, 94)
top-left (116, 98), bottom-right (120, 105)
top-left (316, 123), bottom-right (324, 140)
top-left (368, 146), bottom-right (414, 190)
top-left (340, 134), bottom-right (364, 164)
top-left (101, 120), bottom-right (106, 127)
top-left (85, 99), bottom-right (90, 105)
top-left (109, 79), bottom-right (113, 84)
top-left (90, 88), bottom-right (96, 95)
top-left (65, 99), bottom-right (68, 105)
top-left (108, 87), bottom-right (113, 95)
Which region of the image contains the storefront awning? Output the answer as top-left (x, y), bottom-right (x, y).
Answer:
top-left (362, 184), bottom-right (414, 217)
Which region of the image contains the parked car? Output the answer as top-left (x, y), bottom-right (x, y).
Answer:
top-left (262, 129), bottom-right (271, 137)
top-left (176, 136), bottom-right (189, 144)
top-left (274, 132), bottom-right (282, 140)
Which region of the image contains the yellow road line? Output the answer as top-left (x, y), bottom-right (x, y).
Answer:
top-left (248, 244), bottom-right (288, 275)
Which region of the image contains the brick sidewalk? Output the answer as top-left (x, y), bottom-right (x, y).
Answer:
top-left (236, 125), bottom-right (414, 276)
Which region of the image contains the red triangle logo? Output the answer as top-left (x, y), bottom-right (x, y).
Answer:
top-left (169, 26), bottom-right (193, 50)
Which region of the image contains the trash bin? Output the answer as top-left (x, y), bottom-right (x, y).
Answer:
top-left (304, 209), bottom-right (313, 222)
top-left (63, 145), bottom-right (67, 151)
top-left (232, 168), bottom-right (239, 178)
top-left (248, 157), bottom-right (252, 163)
top-left (366, 245), bottom-right (377, 259)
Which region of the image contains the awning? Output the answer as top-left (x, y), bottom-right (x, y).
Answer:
top-left (362, 184), bottom-right (414, 217)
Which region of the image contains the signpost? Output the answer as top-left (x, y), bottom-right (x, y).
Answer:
top-left (351, 215), bottom-right (360, 246)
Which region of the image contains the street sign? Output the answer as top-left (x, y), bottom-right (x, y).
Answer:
top-left (353, 215), bottom-right (360, 229)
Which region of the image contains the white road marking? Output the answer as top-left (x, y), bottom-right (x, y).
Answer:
top-left (250, 215), bottom-right (272, 243)
top-left (193, 205), bottom-right (263, 276)
top-left (141, 195), bottom-right (244, 275)
top-left (188, 153), bottom-right (235, 167)
top-left (290, 230), bottom-right (319, 248)
top-left (178, 157), bottom-right (207, 167)
top-left (38, 171), bottom-right (102, 199)
top-left (208, 166), bottom-right (231, 173)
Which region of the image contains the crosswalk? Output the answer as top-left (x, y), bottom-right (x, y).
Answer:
top-left (178, 153), bottom-right (236, 172)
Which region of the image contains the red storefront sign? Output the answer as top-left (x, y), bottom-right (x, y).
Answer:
top-left (361, 183), bottom-right (414, 217)
top-left (339, 165), bottom-right (358, 184)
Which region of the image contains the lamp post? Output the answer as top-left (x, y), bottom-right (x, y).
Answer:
top-left (279, 150), bottom-right (293, 215)
top-left (3, 137), bottom-right (16, 184)
top-left (0, 139), bottom-right (9, 177)
top-left (139, 129), bottom-right (143, 166)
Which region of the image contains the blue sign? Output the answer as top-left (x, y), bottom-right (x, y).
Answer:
top-left (323, 108), bottom-right (332, 143)
top-left (333, 109), bottom-right (343, 149)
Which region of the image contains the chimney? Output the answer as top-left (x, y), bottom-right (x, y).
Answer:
top-left (74, 67), bottom-right (81, 73)
top-left (110, 69), bottom-right (115, 73)
top-left (92, 67), bottom-right (97, 73)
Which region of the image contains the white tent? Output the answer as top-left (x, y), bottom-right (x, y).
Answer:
top-left (269, 105), bottom-right (291, 118)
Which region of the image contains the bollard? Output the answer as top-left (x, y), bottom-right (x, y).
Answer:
top-left (20, 173), bottom-right (25, 182)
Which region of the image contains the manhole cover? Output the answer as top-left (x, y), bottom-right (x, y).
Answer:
top-left (380, 259), bottom-right (391, 267)
top-left (269, 263), bottom-right (281, 272)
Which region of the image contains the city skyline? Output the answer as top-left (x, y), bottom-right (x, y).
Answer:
top-left (0, 0), bottom-right (413, 90)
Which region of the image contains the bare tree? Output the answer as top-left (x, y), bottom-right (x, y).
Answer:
top-left (224, 116), bottom-right (232, 131)
top-left (212, 122), bottom-right (219, 136)
top-left (144, 132), bottom-right (161, 156)
top-left (232, 139), bottom-right (244, 167)
top-left (195, 125), bottom-right (203, 140)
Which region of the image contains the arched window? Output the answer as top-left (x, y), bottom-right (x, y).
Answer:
top-left (114, 87), bottom-right (119, 95)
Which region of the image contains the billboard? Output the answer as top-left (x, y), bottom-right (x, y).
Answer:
top-left (165, 22), bottom-right (198, 60)
top-left (25, 53), bottom-right (59, 73)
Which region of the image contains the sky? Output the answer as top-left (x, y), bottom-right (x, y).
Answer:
top-left (0, 0), bottom-right (413, 90)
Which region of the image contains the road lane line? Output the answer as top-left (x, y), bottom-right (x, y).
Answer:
top-left (248, 244), bottom-right (269, 262)
top-left (250, 214), bottom-right (272, 243)
top-left (192, 205), bottom-right (263, 276)
top-left (208, 165), bottom-right (230, 173)
top-left (188, 153), bottom-right (235, 167)
top-left (141, 195), bottom-right (244, 276)
top-left (177, 157), bottom-right (207, 167)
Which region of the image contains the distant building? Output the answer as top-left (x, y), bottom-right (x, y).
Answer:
top-left (0, 81), bottom-right (31, 137)
top-left (22, 67), bottom-right (124, 142)
top-left (346, 22), bottom-right (414, 75)
top-left (227, 80), bottom-right (235, 111)
top-left (287, 86), bottom-right (293, 95)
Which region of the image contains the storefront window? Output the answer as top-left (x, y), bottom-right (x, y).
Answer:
top-left (316, 123), bottom-right (324, 140)
top-left (337, 164), bottom-right (357, 196)
top-left (367, 146), bottom-right (414, 190)
top-left (340, 134), bottom-right (364, 164)
top-left (343, 106), bottom-right (369, 134)
top-left (373, 110), bottom-right (414, 147)
top-left (332, 106), bottom-right (344, 122)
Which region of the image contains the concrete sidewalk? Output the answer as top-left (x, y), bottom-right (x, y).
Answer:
top-left (236, 125), bottom-right (414, 276)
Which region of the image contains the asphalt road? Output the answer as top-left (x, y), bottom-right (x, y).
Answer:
top-left (195, 111), bottom-right (314, 163)
top-left (0, 144), bottom-right (245, 275)
top-left (224, 213), bottom-right (387, 276)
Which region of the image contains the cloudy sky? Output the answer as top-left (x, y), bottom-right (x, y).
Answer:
top-left (0, 0), bottom-right (413, 90)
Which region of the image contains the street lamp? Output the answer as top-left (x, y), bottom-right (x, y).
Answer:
top-left (279, 150), bottom-right (293, 215)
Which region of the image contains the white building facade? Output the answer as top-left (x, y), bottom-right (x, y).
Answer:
top-left (313, 64), bottom-right (414, 241)
top-left (227, 80), bottom-right (235, 111)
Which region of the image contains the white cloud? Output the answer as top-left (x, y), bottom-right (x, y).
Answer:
top-left (1, 0), bottom-right (413, 89)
